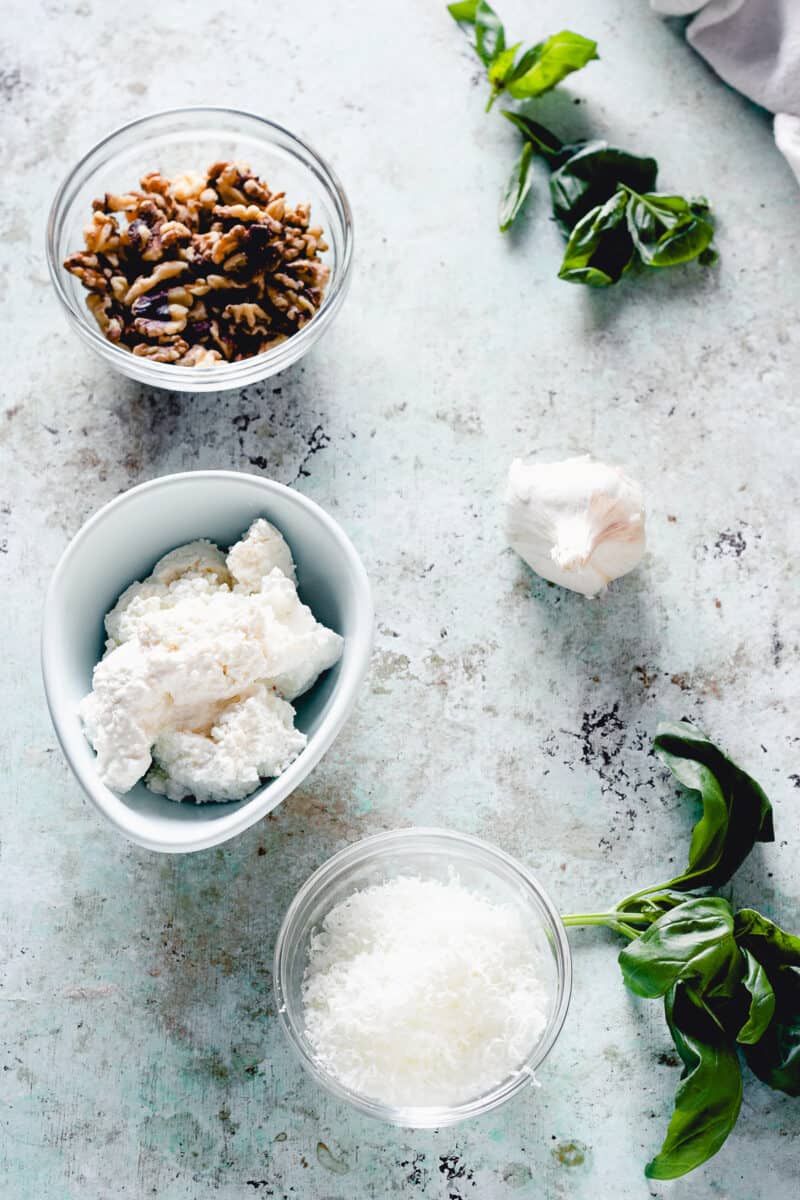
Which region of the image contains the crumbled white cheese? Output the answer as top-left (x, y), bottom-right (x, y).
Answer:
top-left (79, 519), bottom-right (343, 802)
top-left (302, 875), bottom-right (551, 1107)
top-left (227, 518), bottom-right (296, 590)
top-left (147, 683), bottom-right (306, 803)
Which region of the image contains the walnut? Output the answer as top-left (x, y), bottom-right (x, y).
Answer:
top-left (64, 160), bottom-right (330, 366)
top-left (223, 302), bottom-right (271, 330)
top-left (133, 340), bottom-right (189, 362)
top-left (207, 161), bottom-right (251, 206)
top-left (259, 333), bottom-right (288, 352)
top-left (140, 171), bottom-right (171, 197)
top-left (86, 293), bottom-right (124, 342)
top-left (64, 251), bottom-right (107, 292)
top-left (170, 171), bottom-right (207, 203)
top-left (213, 203), bottom-right (269, 223)
top-left (222, 251), bottom-right (249, 274)
top-left (179, 345), bottom-right (223, 367)
top-left (93, 192), bottom-right (140, 213)
top-left (243, 177), bottom-right (271, 205)
top-left (211, 225), bottom-right (248, 264)
top-left (124, 260), bottom-right (189, 305)
top-left (133, 313), bottom-right (188, 341)
top-left (291, 258), bottom-right (330, 287)
top-left (84, 211), bottom-right (120, 255)
top-left (109, 275), bottom-right (129, 302)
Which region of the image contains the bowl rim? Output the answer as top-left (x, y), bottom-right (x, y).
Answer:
top-left (46, 105), bottom-right (354, 388)
top-left (273, 826), bottom-right (573, 1127)
top-left (40, 469), bottom-right (373, 853)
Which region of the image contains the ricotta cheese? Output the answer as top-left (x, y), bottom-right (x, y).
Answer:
top-left (79, 519), bottom-right (343, 803)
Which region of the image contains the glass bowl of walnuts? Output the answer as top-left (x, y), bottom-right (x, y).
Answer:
top-left (47, 107), bottom-right (353, 393)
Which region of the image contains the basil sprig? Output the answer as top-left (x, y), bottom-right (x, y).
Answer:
top-left (564, 721), bottom-right (799, 1178)
top-left (446, 0), bottom-right (597, 240)
top-left (447, 4), bottom-right (718, 279)
top-left (447, 2), bottom-right (597, 111)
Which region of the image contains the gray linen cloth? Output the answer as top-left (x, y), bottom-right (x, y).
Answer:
top-left (651, 0), bottom-right (800, 184)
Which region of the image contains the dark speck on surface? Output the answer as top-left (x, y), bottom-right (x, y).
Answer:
top-left (772, 620), bottom-right (783, 667)
top-left (713, 529), bottom-right (746, 557)
top-left (0, 67), bottom-right (25, 101)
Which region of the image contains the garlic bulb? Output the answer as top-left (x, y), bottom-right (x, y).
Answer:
top-left (504, 455), bottom-right (646, 597)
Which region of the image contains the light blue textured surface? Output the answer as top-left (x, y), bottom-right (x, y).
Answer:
top-left (2, 0), bottom-right (799, 1197)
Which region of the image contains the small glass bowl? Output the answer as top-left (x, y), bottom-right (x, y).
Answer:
top-left (46, 107), bottom-right (353, 393)
top-left (274, 827), bottom-right (572, 1128)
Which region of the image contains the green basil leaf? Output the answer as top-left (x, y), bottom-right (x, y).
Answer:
top-left (447, 1), bottom-right (504, 68)
top-left (558, 189), bottom-right (634, 287)
top-left (549, 142), bottom-right (658, 230)
top-left (499, 141), bottom-right (534, 232)
top-left (735, 909), bottom-right (800, 1092)
top-left (735, 909), bottom-right (800, 968)
top-left (506, 30), bottom-right (598, 99)
top-left (488, 43), bottom-right (520, 85)
top-left (447, 0), bottom-right (480, 36)
top-left (736, 948), bottom-right (776, 1044)
top-left (619, 897), bottom-right (739, 999)
top-left (625, 191), bottom-right (715, 267)
top-left (486, 43), bottom-right (522, 110)
top-left (653, 721), bottom-right (774, 890)
top-left (501, 111), bottom-right (565, 164)
top-left (646, 984), bottom-right (743, 1180)
top-left (743, 966), bottom-right (800, 1095)
top-left (505, 43), bottom-right (540, 83)
top-left (474, 0), bottom-right (505, 65)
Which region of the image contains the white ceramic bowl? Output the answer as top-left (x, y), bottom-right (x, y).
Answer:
top-left (41, 471), bottom-right (373, 852)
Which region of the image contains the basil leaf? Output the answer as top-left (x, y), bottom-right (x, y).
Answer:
top-left (499, 141), bottom-right (534, 232)
top-left (558, 189), bottom-right (634, 287)
top-left (501, 111), bottom-right (565, 165)
top-left (736, 948), bottom-right (776, 1044)
top-left (475, 0), bottom-right (505, 66)
top-left (549, 141), bottom-right (658, 230)
top-left (619, 897), bottom-right (739, 999)
top-left (506, 30), bottom-right (598, 99)
top-left (735, 909), bottom-right (800, 1093)
top-left (486, 43), bottom-right (521, 110)
top-left (735, 908), bottom-right (800, 967)
top-left (447, 0), bottom-right (506, 68)
top-left (743, 966), bottom-right (800, 1095)
top-left (447, 0), bottom-right (480, 36)
top-left (625, 190), bottom-right (715, 267)
top-left (488, 43), bottom-right (519, 86)
top-left (646, 984), bottom-right (743, 1180)
top-left (653, 721), bottom-right (774, 890)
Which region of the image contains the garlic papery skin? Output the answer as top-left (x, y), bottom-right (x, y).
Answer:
top-left (504, 455), bottom-right (646, 598)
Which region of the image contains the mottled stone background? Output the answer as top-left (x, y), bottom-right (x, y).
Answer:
top-left (2, 0), bottom-right (798, 1197)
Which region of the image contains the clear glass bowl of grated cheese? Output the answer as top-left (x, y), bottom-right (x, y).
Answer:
top-left (274, 827), bottom-right (572, 1127)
